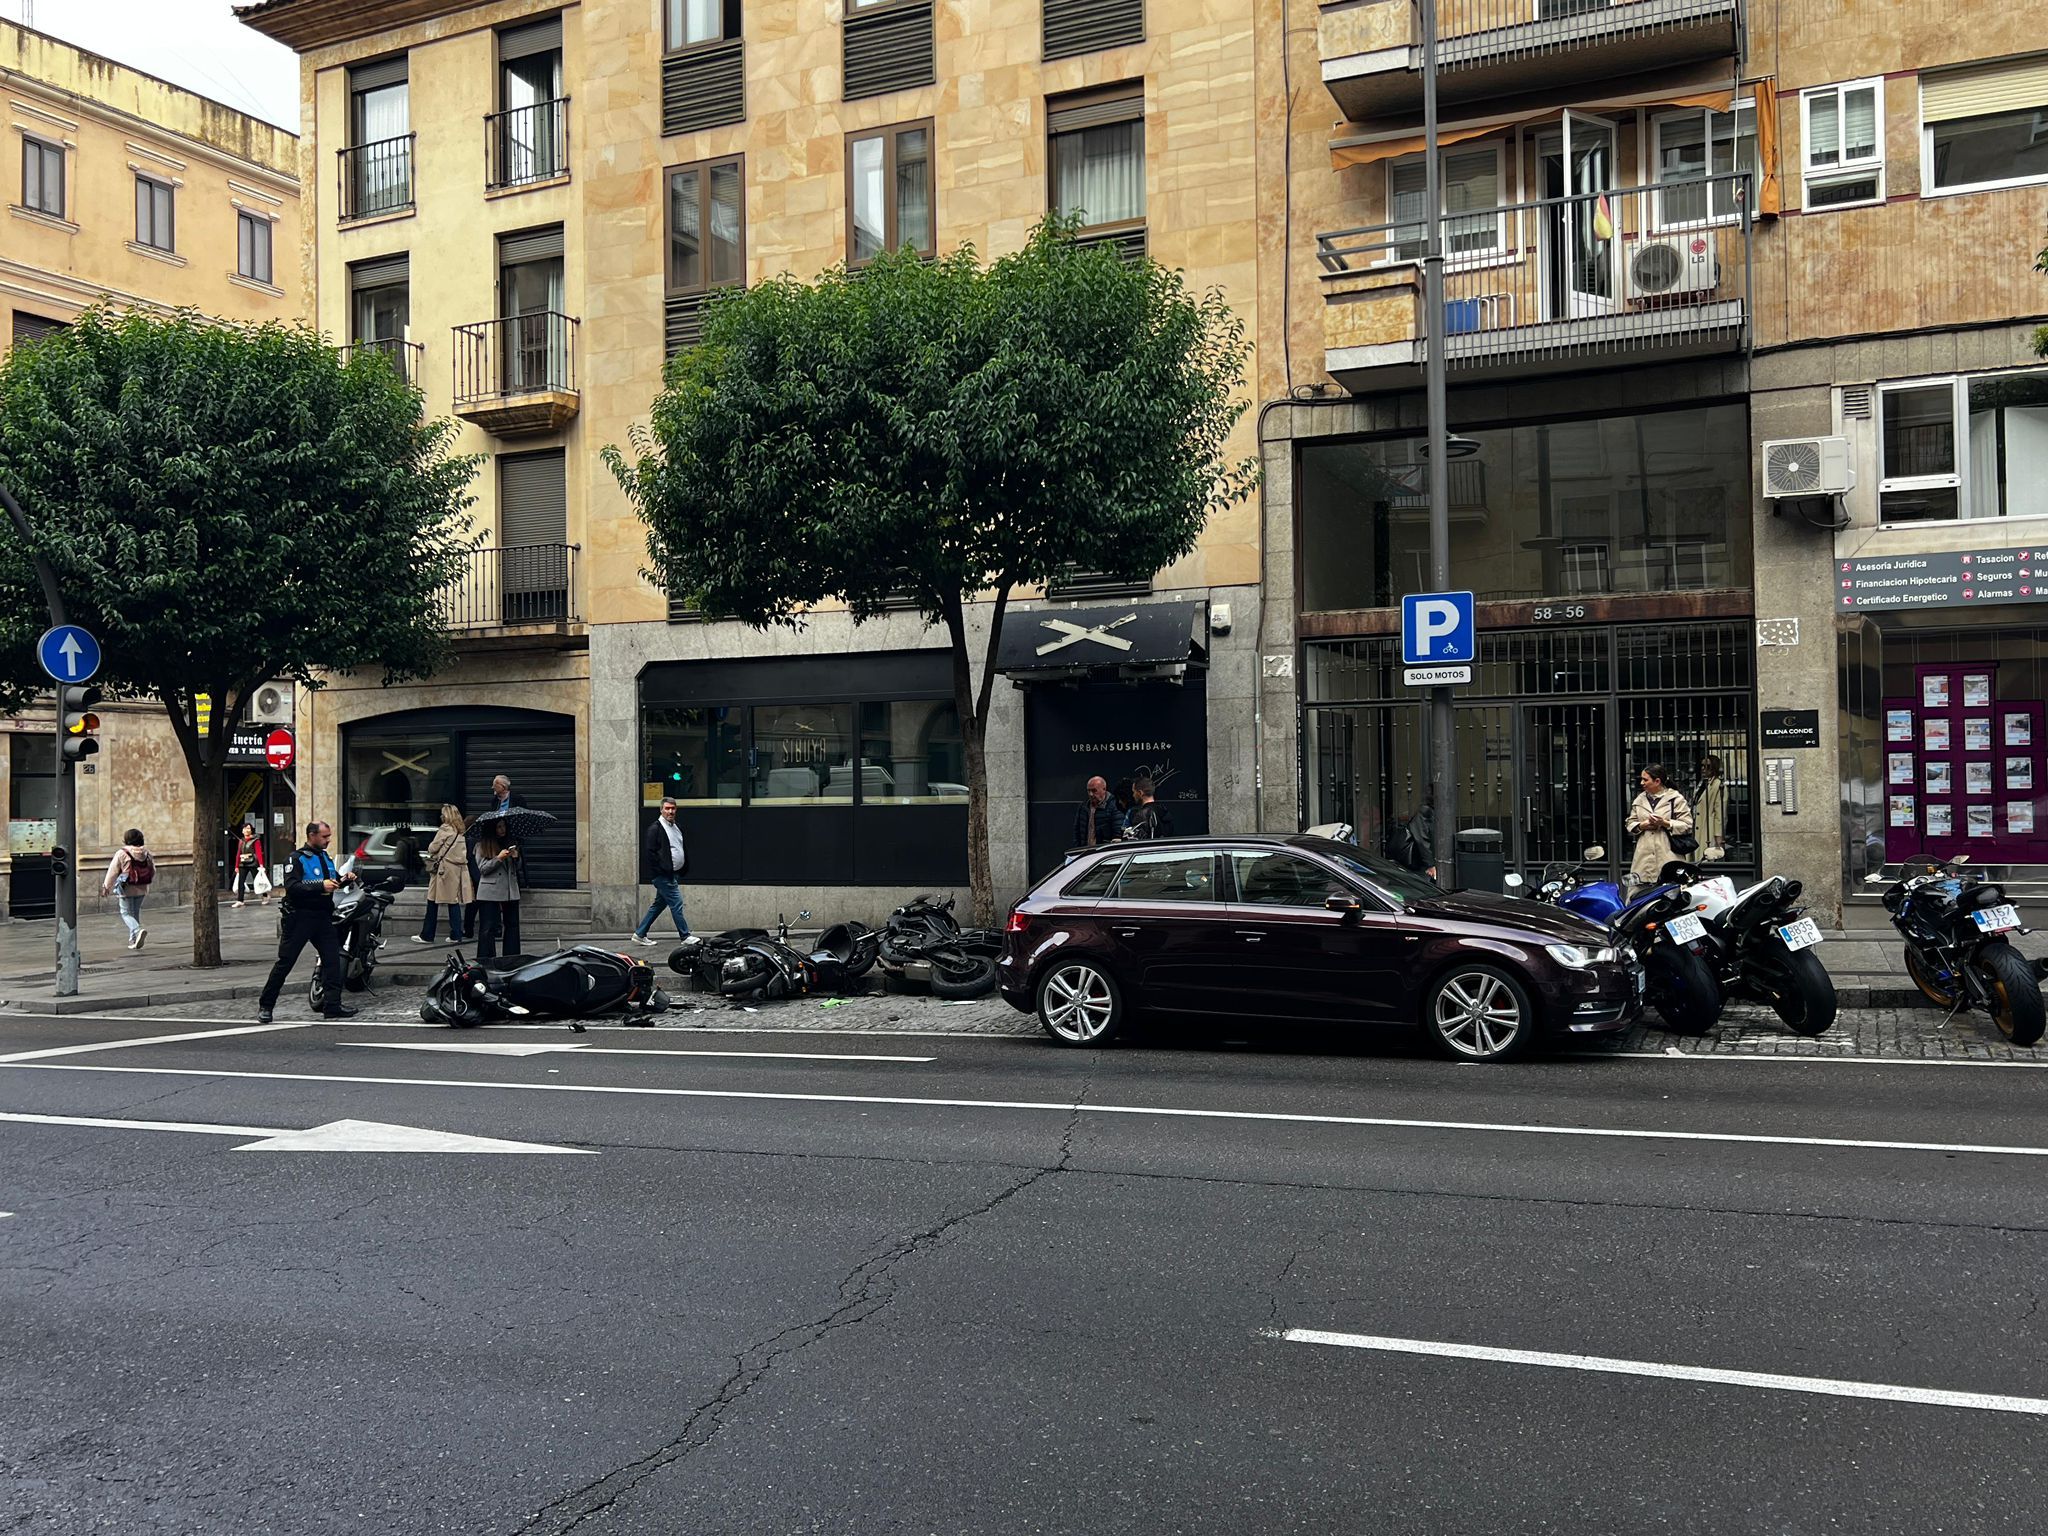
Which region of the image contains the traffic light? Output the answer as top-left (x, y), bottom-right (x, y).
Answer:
top-left (49, 845), bottom-right (68, 883)
top-left (60, 685), bottom-right (102, 765)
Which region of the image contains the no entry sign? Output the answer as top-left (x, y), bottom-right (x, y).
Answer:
top-left (264, 728), bottom-right (296, 771)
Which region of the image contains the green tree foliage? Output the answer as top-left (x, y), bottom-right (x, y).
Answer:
top-left (607, 218), bottom-right (1257, 920)
top-left (0, 308), bottom-right (479, 964)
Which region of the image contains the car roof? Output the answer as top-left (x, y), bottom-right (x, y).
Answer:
top-left (1074, 834), bottom-right (1320, 852)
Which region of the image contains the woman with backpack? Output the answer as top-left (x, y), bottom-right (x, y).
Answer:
top-left (99, 827), bottom-right (155, 950)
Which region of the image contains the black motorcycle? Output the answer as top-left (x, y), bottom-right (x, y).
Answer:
top-left (673, 913), bottom-right (880, 1002)
top-left (1611, 883), bottom-right (1722, 1035)
top-left (1674, 866), bottom-right (1837, 1037)
top-left (307, 868), bottom-right (405, 1012)
top-left (1883, 856), bottom-right (2045, 1046)
top-left (422, 944), bottom-right (670, 1030)
top-left (879, 895), bottom-right (999, 1000)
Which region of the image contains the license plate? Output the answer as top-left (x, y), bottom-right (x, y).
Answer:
top-left (1778, 917), bottom-right (1823, 951)
top-left (1972, 903), bottom-right (2022, 933)
top-left (1665, 912), bottom-right (1706, 945)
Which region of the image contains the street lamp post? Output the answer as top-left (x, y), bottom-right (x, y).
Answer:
top-left (1420, 0), bottom-right (1456, 887)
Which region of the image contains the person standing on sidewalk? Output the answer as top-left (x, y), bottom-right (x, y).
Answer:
top-left (229, 821), bottom-right (268, 909)
top-left (98, 828), bottom-right (155, 950)
top-left (414, 804), bottom-right (472, 945)
top-left (1625, 764), bottom-right (1695, 895)
top-left (631, 797), bottom-right (691, 947)
top-left (1072, 775), bottom-right (1123, 849)
top-left (473, 824), bottom-right (523, 962)
top-left (256, 822), bottom-right (357, 1023)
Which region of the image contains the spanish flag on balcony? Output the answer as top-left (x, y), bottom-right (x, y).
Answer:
top-left (1591, 195), bottom-right (1615, 241)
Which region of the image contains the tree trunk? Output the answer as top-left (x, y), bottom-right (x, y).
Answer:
top-left (942, 595), bottom-right (996, 928)
top-left (186, 746), bottom-right (225, 967)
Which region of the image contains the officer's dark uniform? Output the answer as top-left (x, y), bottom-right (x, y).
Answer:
top-left (258, 843), bottom-right (351, 1019)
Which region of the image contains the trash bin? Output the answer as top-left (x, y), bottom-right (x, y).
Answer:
top-left (1454, 828), bottom-right (1506, 894)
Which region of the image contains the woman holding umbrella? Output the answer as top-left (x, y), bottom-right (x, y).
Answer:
top-left (466, 804), bottom-right (556, 961)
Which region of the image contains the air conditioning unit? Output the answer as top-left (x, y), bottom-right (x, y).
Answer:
top-left (1761, 436), bottom-right (1856, 499)
top-left (247, 682), bottom-right (294, 724)
top-left (1626, 235), bottom-right (1717, 302)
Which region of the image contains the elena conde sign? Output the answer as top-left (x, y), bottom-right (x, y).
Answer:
top-left (1836, 548), bottom-right (2046, 611)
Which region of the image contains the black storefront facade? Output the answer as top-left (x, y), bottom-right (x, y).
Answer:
top-left (215, 724), bottom-right (297, 888)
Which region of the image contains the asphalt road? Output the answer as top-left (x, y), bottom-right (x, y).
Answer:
top-left (3, 1011), bottom-right (2047, 1534)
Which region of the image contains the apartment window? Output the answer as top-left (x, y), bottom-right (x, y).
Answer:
top-left (1048, 86), bottom-right (1144, 234)
top-left (848, 122), bottom-right (932, 264)
top-left (662, 0), bottom-right (745, 134)
top-left (1653, 104), bottom-right (1756, 225)
top-left (667, 0), bottom-right (740, 47)
top-left (21, 136), bottom-right (63, 218)
top-left (1388, 144), bottom-right (1505, 260)
top-left (1921, 56), bottom-right (2048, 194)
top-left (1801, 79), bottom-right (1883, 207)
top-left (133, 176), bottom-right (175, 252)
top-left (1878, 369), bottom-right (2048, 522)
top-left (499, 225), bottom-right (567, 394)
top-left (497, 449), bottom-right (571, 622)
top-left (1879, 379), bottom-right (1964, 522)
top-left (494, 16), bottom-right (566, 188)
top-left (667, 157), bottom-right (744, 294)
top-left (346, 55), bottom-right (413, 218)
top-left (349, 253), bottom-right (409, 344)
top-left (237, 212), bottom-right (273, 285)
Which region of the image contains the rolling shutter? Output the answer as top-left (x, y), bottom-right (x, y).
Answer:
top-left (349, 252), bottom-right (408, 290)
top-left (498, 224), bottom-right (564, 264)
top-left (499, 14), bottom-right (562, 61)
top-left (1921, 55), bottom-right (2048, 121)
top-left (463, 728), bottom-right (576, 890)
top-left (844, 1), bottom-right (935, 102)
top-left (12, 311), bottom-right (65, 344)
top-left (1043, 0), bottom-right (1144, 61)
top-left (499, 450), bottom-right (567, 548)
top-left (1047, 87), bottom-right (1143, 135)
top-left (662, 39), bottom-right (745, 135)
top-left (351, 54), bottom-right (409, 92)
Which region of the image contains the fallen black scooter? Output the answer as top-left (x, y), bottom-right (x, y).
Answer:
top-left (422, 945), bottom-right (669, 1030)
top-left (879, 895), bottom-right (999, 999)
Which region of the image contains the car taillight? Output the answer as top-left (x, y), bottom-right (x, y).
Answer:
top-left (1005, 910), bottom-right (1030, 934)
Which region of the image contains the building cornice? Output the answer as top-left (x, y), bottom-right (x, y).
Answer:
top-left (0, 68), bottom-right (299, 192)
top-left (235, 0), bottom-right (496, 52)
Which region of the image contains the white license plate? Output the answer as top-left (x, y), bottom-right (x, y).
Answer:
top-left (1665, 912), bottom-right (1706, 945)
top-left (1972, 903), bottom-right (2022, 933)
top-left (1778, 917), bottom-right (1823, 951)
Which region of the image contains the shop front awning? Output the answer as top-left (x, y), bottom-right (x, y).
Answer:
top-left (995, 600), bottom-right (1209, 682)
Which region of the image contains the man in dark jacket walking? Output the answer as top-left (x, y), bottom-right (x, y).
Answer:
top-left (1072, 775), bottom-right (1123, 849)
top-left (631, 797), bottom-right (692, 946)
top-left (257, 821), bottom-right (357, 1023)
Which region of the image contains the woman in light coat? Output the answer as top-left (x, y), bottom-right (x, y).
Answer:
top-left (472, 824), bottom-right (522, 962)
top-left (414, 804), bottom-right (473, 944)
top-left (1693, 755), bottom-right (1729, 859)
top-left (1625, 763), bottom-right (1694, 892)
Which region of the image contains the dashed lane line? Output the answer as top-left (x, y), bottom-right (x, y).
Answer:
top-left (0, 1023), bottom-right (305, 1064)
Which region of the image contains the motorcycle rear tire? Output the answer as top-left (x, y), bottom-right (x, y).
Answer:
top-left (1978, 944), bottom-right (2047, 1047)
top-left (308, 972), bottom-right (327, 1012)
top-left (1904, 946), bottom-right (1959, 1008)
top-left (930, 952), bottom-right (998, 1000)
top-left (1768, 947), bottom-right (1837, 1036)
top-left (1645, 945), bottom-right (1720, 1035)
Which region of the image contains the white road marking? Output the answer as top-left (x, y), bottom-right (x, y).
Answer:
top-left (0, 1022), bottom-right (304, 1063)
top-left (9, 1061), bottom-right (2048, 1159)
top-left (0, 1107), bottom-right (590, 1154)
top-left (1573, 1050), bottom-right (2048, 1069)
top-left (1275, 1328), bottom-right (2048, 1416)
top-left (340, 1041), bottom-right (937, 1063)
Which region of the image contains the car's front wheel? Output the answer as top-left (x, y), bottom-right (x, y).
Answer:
top-left (1422, 964), bottom-right (1537, 1063)
top-left (1037, 960), bottom-right (1124, 1046)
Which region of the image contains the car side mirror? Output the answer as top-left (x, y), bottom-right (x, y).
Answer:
top-left (1324, 891), bottom-right (1363, 919)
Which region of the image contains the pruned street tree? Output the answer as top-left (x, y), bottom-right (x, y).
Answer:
top-left (606, 217), bottom-right (1257, 923)
top-left (0, 308), bottom-right (479, 966)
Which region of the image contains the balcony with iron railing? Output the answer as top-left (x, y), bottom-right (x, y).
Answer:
top-left (486, 98), bottom-right (570, 191)
top-left (1316, 173), bottom-right (1750, 392)
top-left (337, 134), bottom-right (416, 222)
top-left (451, 311), bottom-right (579, 437)
top-left (1317, 0), bottom-right (1741, 123)
top-left (442, 543), bottom-right (584, 644)
top-left (339, 336), bottom-right (423, 388)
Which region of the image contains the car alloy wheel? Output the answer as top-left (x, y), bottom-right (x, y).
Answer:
top-left (1038, 961), bottom-right (1121, 1046)
top-left (1426, 966), bottom-right (1533, 1062)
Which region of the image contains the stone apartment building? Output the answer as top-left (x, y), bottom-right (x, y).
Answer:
top-left (0, 19), bottom-right (302, 920)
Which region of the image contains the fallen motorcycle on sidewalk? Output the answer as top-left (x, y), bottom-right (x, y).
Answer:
top-left (1882, 855), bottom-right (2045, 1046)
top-left (668, 913), bottom-right (879, 1002)
top-left (879, 894), bottom-right (999, 1000)
top-left (421, 945), bottom-right (669, 1030)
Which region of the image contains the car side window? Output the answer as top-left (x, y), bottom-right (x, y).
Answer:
top-left (1110, 851), bottom-right (1219, 902)
top-left (1062, 857), bottom-right (1125, 898)
top-left (1229, 851), bottom-right (1346, 909)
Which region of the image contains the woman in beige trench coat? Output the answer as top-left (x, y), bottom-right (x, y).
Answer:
top-left (1625, 764), bottom-right (1694, 892)
top-left (414, 804), bottom-right (474, 943)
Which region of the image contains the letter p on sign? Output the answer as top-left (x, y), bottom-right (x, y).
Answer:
top-left (1401, 592), bottom-right (1475, 666)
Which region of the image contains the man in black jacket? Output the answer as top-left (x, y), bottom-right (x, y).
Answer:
top-left (630, 797), bottom-right (691, 946)
top-left (256, 821), bottom-right (357, 1023)
top-left (1072, 775), bottom-right (1123, 849)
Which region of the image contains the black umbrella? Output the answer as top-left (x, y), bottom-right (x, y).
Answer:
top-left (465, 805), bottom-right (558, 847)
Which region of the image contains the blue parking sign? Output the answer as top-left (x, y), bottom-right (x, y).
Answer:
top-left (1401, 592), bottom-right (1474, 666)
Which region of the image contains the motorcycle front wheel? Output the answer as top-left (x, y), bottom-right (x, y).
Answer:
top-left (308, 972), bottom-right (327, 1012)
top-left (1765, 947), bottom-right (1837, 1036)
top-left (1978, 944), bottom-right (2046, 1046)
top-left (1645, 944), bottom-right (1720, 1035)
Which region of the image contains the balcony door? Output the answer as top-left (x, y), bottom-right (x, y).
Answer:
top-left (1541, 111), bottom-right (1616, 321)
top-left (498, 226), bottom-right (565, 394)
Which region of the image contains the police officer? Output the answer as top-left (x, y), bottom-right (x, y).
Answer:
top-left (257, 820), bottom-right (358, 1024)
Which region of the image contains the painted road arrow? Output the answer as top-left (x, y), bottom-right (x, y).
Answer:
top-left (0, 1110), bottom-right (592, 1154)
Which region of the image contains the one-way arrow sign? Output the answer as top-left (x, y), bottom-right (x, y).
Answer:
top-left (0, 1109), bottom-right (592, 1154)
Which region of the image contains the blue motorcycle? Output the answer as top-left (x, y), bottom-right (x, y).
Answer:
top-left (1525, 846), bottom-right (1721, 1034)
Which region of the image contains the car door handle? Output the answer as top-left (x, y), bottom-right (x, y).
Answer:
top-left (1235, 930), bottom-right (1264, 943)
top-left (1112, 927), bottom-right (1139, 938)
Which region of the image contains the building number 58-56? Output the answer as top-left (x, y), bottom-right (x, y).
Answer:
top-left (1532, 604), bottom-right (1587, 622)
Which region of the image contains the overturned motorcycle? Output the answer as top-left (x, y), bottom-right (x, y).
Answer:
top-left (879, 894), bottom-right (1000, 1000)
top-left (669, 913), bottom-right (880, 1002)
top-left (422, 945), bottom-right (671, 1030)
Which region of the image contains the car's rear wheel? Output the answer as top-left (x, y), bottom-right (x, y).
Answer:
top-left (1037, 960), bottom-right (1124, 1046)
top-left (1422, 964), bottom-right (1537, 1063)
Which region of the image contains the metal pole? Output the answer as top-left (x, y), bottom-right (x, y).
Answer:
top-left (1420, 0), bottom-right (1456, 888)
top-left (0, 483), bottom-right (79, 996)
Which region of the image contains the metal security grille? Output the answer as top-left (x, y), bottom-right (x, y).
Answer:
top-left (1047, 568), bottom-right (1154, 600)
top-left (1043, 0), bottom-right (1143, 59)
top-left (844, 1), bottom-right (935, 102)
top-left (662, 40), bottom-right (745, 135)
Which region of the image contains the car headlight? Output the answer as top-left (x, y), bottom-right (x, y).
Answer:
top-left (1546, 943), bottom-right (1620, 969)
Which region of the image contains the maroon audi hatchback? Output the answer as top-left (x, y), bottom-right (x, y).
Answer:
top-left (998, 834), bottom-right (1643, 1062)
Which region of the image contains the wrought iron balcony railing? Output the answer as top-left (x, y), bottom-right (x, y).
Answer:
top-left (486, 98), bottom-right (570, 190)
top-left (337, 134), bottom-right (416, 221)
top-left (453, 311), bottom-right (577, 402)
top-left (443, 543), bottom-right (581, 629)
top-left (340, 336), bottom-right (422, 387)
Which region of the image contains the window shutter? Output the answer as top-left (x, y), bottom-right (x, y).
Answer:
top-left (1921, 55), bottom-right (2048, 122)
top-left (499, 15), bottom-right (562, 61)
top-left (498, 224), bottom-right (564, 264)
top-left (351, 54), bottom-right (409, 92)
top-left (844, 1), bottom-right (935, 102)
top-left (1043, 0), bottom-right (1144, 61)
top-left (499, 449), bottom-right (567, 548)
top-left (662, 38), bottom-right (745, 135)
top-left (1048, 88), bottom-right (1143, 134)
top-left (350, 252), bottom-right (409, 290)
top-left (12, 311), bottom-right (64, 344)
top-left (665, 292), bottom-right (711, 355)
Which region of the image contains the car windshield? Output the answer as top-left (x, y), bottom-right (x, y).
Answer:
top-left (1293, 837), bottom-right (1442, 909)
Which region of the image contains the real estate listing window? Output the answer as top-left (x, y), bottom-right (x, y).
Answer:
top-left (1801, 79), bottom-right (1884, 207)
top-left (847, 121), bottom-right (933, 264)
top-left (21, 136), bottom-right (63, 218)
top-left (134, 175), bottom-right (175, 251)
top-left (1386, 144), bottom-right (1505, 261)
top-left (1879, 370), bottom-right (2048, 522)
top-left (1920, 55), bottom-right (2048, 193)
top-left (1652, 103), bottom-right (1756, 225)
top-left (237, 211), bottom-right (273, 285)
